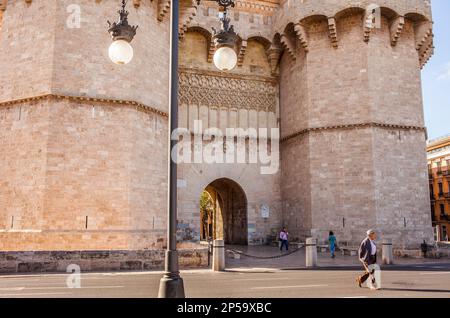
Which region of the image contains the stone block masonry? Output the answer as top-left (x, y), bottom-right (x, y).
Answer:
top-left (0, 249), bottom-right (208, 273)
top-left (0, 0), bottom-right (437, 271)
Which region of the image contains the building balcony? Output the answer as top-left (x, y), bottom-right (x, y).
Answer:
top-left (440, 214), bottom-right (450, 221)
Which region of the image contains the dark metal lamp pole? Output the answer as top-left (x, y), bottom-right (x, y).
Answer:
top-left (108, 0), bottom-right (237, 299)
top-left (158, 0), bottom-right (237, 299)
top-left (158, 0), bottom-right (184, 298)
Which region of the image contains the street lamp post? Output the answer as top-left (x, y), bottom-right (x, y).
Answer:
top-left (108, 0), bottom-right (238, 298)
top-left (158, 0), bottom-right (184, 298)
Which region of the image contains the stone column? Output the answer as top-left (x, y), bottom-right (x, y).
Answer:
top-left (306, 237), bottom-right (317, 268)
top-left (212, 239), bottom-right (225, 271)
top-left (382, 239), bottom-right (394, 265)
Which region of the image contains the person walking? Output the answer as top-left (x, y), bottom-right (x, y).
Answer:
top-left (356, 229), bottom-right (378, 290)
top-left (279, 227), bottom-right (289, 252)
top-left (328, 231), bottom-right (337, 258)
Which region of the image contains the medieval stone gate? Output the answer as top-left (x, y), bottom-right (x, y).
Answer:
top-left (202, 178), bottom-right (248, 245)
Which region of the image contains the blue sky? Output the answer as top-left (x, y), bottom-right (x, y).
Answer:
top-left (422, 0), bottom-right (450, 140)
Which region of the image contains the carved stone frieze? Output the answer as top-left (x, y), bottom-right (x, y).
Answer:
top-left (178, 70), bottom-right (277, 112)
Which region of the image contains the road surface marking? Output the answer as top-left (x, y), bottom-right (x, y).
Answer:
top-left (0, 292), bottom-right (72, 297)
top-left (0, 269), bottom-right (212, 279)
top-left (234, 277), bottom-right (294, 282)
top-left (251, 284), bottom-right (327, 290)
top-left (27, 285), bottom-right (124, 290)
top-left (340, 296), bottom-right (368, 298)
top-left (0, 287), bottom-right (25, 291)
top-left (0, 286), bottom-right (124, 291)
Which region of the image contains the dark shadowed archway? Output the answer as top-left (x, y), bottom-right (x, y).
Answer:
top-left (200, 178), bottom-right (248, 245)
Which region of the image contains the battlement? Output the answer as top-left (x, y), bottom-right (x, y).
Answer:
top-left (272, 0), bottom-right (434, 68)
top-left (0, 0), bottom-right (435, 75)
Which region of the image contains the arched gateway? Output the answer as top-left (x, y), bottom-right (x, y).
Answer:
top-left (200, 178), bottom-right (248, 245)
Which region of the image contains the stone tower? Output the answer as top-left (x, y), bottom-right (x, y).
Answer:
top-left (275, 0), bottom-right (434, 248)
top-left (0, 0), bottom-right (171, 252)
top-left (0, 0), bottom-right (435, 271)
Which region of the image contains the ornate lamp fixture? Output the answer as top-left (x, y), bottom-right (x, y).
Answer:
top-left (107, 0), bottom-right (239, 70)
top-left (107, 0), bottom-right (138, 65)
top-left (211, 3), bottom-right (239, 71)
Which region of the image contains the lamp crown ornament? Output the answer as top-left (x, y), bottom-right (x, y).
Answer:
top-left (107, 0), bottom-right (138, 42)
top-left (211, 6), bottom-right (238, 49)
top-left (197, 0), bottom-right (235, 7)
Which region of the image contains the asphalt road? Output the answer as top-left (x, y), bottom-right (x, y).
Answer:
top-left (0, 263), bottom-right (449, 298)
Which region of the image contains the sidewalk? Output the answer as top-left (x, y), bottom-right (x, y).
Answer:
top-left (225, 245), bottom-right (450, 270)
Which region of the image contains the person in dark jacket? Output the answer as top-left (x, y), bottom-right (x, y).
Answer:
top-left (356, 229), bottom-right (378, 289)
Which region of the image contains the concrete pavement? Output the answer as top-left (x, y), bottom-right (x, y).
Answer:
top-left (225, 245), bottom-right (450, 269)
top-left (0, 262), bottom-right (449, 298)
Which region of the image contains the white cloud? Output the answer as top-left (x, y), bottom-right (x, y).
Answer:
top-left (437, 62), bottom-right (450, 81)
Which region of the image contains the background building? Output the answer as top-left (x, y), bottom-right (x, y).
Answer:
top-left (0, 0), bottom-right (436, 271)
top-left (428, 135), bottom-right (450, 242)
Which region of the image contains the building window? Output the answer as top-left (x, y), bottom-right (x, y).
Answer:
top-left (440, 204), bottom-right (445, 216)
top-left (437, 161), bottom-right (442, 173)
top-left (442, 226), bottom-right (448, 242)
top-left (439, 183), bottom-right (444, 196)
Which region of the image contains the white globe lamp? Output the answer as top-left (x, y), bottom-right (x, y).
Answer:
top-left (109, 39), bottom-right (134, 65)
top-left (213, 46), bottom-right (238, 71)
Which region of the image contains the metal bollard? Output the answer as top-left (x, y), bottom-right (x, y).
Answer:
top-left (212, 239), bottom-right (225, 271)
top-left (382, 238), bottom-right (394, 265)
top-left (306, 237), bottom-right (317, 268)
top-left (207, 237), bottom-right (212, 267)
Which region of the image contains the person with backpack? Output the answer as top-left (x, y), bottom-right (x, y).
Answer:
top-left (328, 231), bottom-right (337, 258)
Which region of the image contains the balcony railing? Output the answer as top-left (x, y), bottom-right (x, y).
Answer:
top-left (440, 214), bottom-right (450, 221)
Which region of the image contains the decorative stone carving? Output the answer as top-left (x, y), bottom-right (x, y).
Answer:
top-left (179, 0), bottom-right (199, 39)
top-left (157, 0), bottom-right (171, 22)
top-left (327, 18), bottom-right (338, 48)
top-left (237, 40), bottom-right (248, 67)
top-left (0, 0), bottom-right (7, 11)
top-left (414, 21), bottom-right (434, 69)
top-left (266, 45), bottom-right (281, 76)
top-left (390, 16), bottom-right (405, 46)
top-left (280, 34), bottom-right (296, 60)
top-left (178, 70), bottom-right (277, 112)
top-left (294, 23), bottom-right (308, 52)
